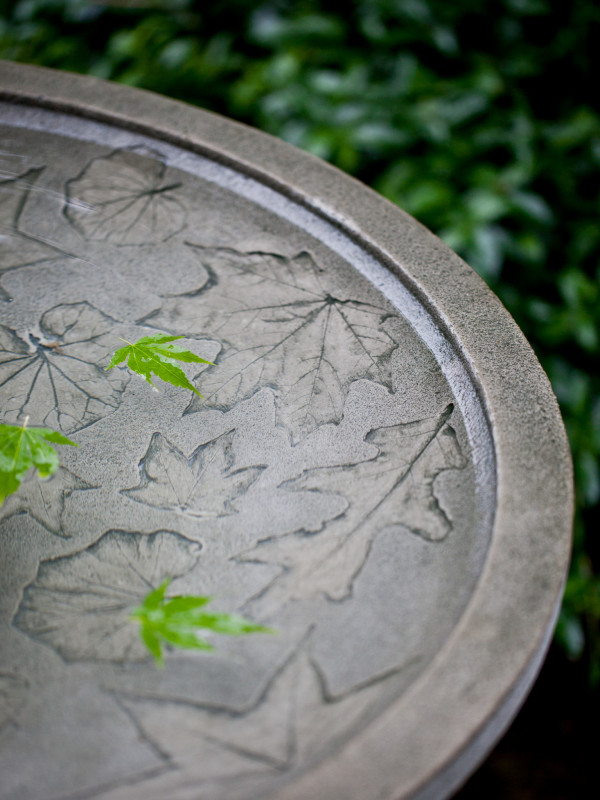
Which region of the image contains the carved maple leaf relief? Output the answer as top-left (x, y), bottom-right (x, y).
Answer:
top-left (143, 245), bottom-right (398, 439)
top-left (0, 302), bottom-right (129, 433)
top-left (0, 166), bottom-right (73, 300)
top-left (123, 430), bottom-right (264, 517)
top-left (121, 407), bottom-right (346, 539)
top-left (13, 530), bottom-right (202, 664)
top-left (64, 146), bottom-right (187, 246)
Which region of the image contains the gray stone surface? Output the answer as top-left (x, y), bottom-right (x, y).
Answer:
top-left (0, 63), bottom-right (572, 800)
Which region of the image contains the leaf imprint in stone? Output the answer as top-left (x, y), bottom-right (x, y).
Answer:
top-left (64, 146), bottom-right (186, 245)
top-left (245, 404), bottom-right (467, 606)
top-left (123, 431), bottom-right (264, 517)
top-left (290, 404), bottom-right (466, 543)
top-left (0, 673), bottom-right (28, 731)
top-left (0, 302), bottom-right (129, 433)
top-left (145, 245), bottom-right (398, 439)
top-left (0, 167), bottom-right (73, 298)
top-left (13, 530), bottom-right (202, 664)
top-left (0, 466), bottom-right (95, 538)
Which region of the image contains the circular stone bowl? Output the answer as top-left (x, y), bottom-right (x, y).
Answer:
top-left (0, 62), bottom-right (572, 800)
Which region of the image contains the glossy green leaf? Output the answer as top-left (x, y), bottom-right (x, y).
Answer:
top-left (157, 626), bottom-right (214, 651)
top-left (0, 420), bottom-right (78, 505)
top-left (187, 612), bottom-right (274, 636)
top-left (163, 596), bottom-right (212, 617)
top-left (107, 333), bottom-right (214, 396)
top-left (130, 583), bottom-right (275, 666)
top-left (140, 578), bottom-right (170, 611)
top-left (140, 624), bottom-right (163, 666)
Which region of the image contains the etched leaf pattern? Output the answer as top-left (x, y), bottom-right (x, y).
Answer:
top-left (120, 388), bottom-right (350, 535)
top-left (123, 431), bottom-right (264, 517)
top-left (241, 402), bottom-right (466, 605)
top-left (0, 466), bottom-right (93, 537)
top-left (14, 530), bottom-right (202, 663)
top-left (144, 246), bottom-right (397, 439)
top-left (121, 385), bottom-right (465, 601)
top-left (110, 645), bottom-right (407, 794)
top-left (64, 147), bottom-right (186, 245)
top-left (314, 403), bottom-right (466, 543)
top-left (0, 673), bottom-right (28, 732)
top-left (0, 302), bottom-right (129, 433)
top-left (0, 167), bottom-right (72, 299)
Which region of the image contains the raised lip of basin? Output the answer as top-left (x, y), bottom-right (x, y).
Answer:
top-left (0, 60), bottom-right (574, 800)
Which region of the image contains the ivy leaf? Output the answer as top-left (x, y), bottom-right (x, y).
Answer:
top-left (0, 419), bottom-right (77, 505)
top-left (107, 333), bottom-right (214, 396)
top-left (130, 578), bottom-right (274, 667)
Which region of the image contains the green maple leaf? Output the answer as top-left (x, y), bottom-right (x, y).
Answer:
top-left (0, 418), bottom-right (78, 505)
top-left (130, 579), bottom-right (275, 667)
top-left (107, 333), bottom-right (214, 396)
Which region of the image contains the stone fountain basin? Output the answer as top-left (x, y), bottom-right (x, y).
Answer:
top-left (0, 62), bottom-right (571, 800)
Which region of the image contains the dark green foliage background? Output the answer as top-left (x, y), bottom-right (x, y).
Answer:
top-left (1, 0), bottom-right (598, 679)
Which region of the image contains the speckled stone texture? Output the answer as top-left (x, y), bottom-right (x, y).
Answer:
top-left (0, 62), bottom-right (571, 800)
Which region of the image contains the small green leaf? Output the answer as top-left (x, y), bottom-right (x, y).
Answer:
top-left (0, 420), bottom-right (78, 505)
top-left (131, 583), bottom-right (275, 666)
top-left (134, 578), bottom-right (171, 613)
top-left (191, 612), bottom-right (276, 636)
top-left (38, 430), bottom-right (80, 446)
top-left (134, 334), bottom-right (183, 346)
top-left (157, 625), bottom-right (214, 651)
top-left (163, 595), bottom-right (212, 617)
top-left (140, 623), bottom-right (164, 667)
top-left (107, 333), bottom-right (214, 396)
top-left (0, 471), bottom-right (20, 505)
top-left (27, 437), bottom-right (59, 479)
top-left (106, 344), bottom-right (130, 369)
